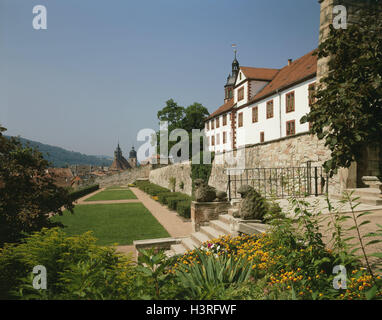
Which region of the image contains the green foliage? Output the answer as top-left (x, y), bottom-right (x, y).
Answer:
top-left (176, 200), bottom-right (191, 218)
top-left (175, 248), bottom-right (253, 299)
top-left (68, 184), bottom-right (99, 201)
top-left (136, 248), bottom-right (176, 299)
top-left (0, 228), bottom-right (136, 300)
top-left (136, 180), bottom-right (192, 219)
top-left (169, 177), bottom-right (176, 192)
top-left (301, 4), bottom-right (382, 176)
top-left (155, 99), bottom-right (210, 157)
top-left (191, 151), bottom-right (215, 195)
top-left (179, 181), bottom-right (184, 190)
top-left (0, 126), bottom-right (74, 247)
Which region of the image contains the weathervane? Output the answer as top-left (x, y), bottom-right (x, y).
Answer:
top-left (232, 43), bottom-right (237, 59)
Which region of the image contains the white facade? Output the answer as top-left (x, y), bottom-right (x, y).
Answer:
top-left (205, 112), bottom-right (232, 154)
top-left (205, 73), bottom-right (316, 153)
top-left (235, 78), bottom-right (315, 148)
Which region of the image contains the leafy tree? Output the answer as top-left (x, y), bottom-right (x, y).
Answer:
top-left (157, 99), bottom-right (185, 132)
top-left (0, 125), bottom-right (74, 246)
top-left (301, 2), bottom-right (382, 177)
top-left (155, 99), bottom-right (210, 159)
top-left (182, 102), bottom-right (210, 132)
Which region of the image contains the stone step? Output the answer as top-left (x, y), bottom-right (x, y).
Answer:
top-left (191, 232), bottom-right (211, 246)
top-left (182, 237), bottom-right (199, 251)
top-left (165, 250), bottom-right (175, 258)
top-left (209, 219), bottom-right (231, 234)
top-left (200, 226), bottom-right (225, 240)
top-left (228, 208), bottom-right (239, 216)
top-left (170, 244), bottom-right (186, 256)
top-left (356, 197), bottom-right (382, 206)
top-left (348, 188), bottom-right (382, 198)
top-left (219, 214), bottom-right (234, 225)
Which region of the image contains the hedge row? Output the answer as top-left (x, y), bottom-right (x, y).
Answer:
top-left (69, 184), bottom-right (99, 201)
top-left (135, 180), bottom-right (191, 218)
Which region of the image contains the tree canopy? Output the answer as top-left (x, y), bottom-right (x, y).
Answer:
top-left (0, 125), bottom-right (74, 246)
top-left (155, 99), bottom-right (209, 159)
top-left (301, 2), bottom-right (382, 177)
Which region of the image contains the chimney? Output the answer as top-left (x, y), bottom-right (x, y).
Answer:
top-left (288, 59), bottom-right (293, 66)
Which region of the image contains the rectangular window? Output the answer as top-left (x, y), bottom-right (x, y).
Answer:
top-left (223, 114), bottom-right (227, 126)
top-left (260, 131), bottom-right (264, 143)
top-left (216, 117), bottom-right (220, 128)
top-left (211, 135), bottom-right (215, 146)
top-left (211, 119), bottom-right (214, 130)
top-left (206, 122), bottom-right (209, 131)
top-left (266, 100), bottom-right (274, 119)
top-left (238, 87), bottom-right (244, 101)
top-left (308, 83), bottom-right (316, 106)
top-left (216, 133), bottom-right (220, 145)
top-left (286, 120), bottom-right (296, 136)
top-left (252, 106), bottom-right (258, 123)
top-left (238, 112), bottom-right (243, 127)
top-left (286, 92), bottom-right (295, 113)
top-left (223, 131), bottom-right (226, 144)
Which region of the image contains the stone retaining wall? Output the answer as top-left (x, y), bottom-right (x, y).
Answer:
top-left (148, 133), bottom-right (348, 198)
top-left (149, 161), bottom-right (193, 196)
top-left (209, 132), bottom-right (344, 196)
top-left (94, 166), bottom-right (151, 187)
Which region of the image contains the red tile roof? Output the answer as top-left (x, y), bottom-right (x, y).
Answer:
top-left (239, 67), bottom-right (279, 81)
top-left (250, 49), bottom-right (317, 103)
top-left (206, 49), bottom-right (317, 120)
top-left (206, 98), bottom-right (234, 120)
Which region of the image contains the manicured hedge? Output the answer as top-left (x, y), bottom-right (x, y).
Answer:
top-left (69, 184), bottom-right (99, 201)
top-left (134, 180), bottom-right (192, 218)
top-left (176, 200), bottom-right (191, 218)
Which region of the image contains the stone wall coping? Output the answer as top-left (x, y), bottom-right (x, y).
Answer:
top-left (191, 201), bottom-right (230, 205)
top-left (133, 237), bottom-right (180, 248)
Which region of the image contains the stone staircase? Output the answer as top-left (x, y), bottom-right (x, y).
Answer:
top-left (332, 188), bottom-right (382, 206)
top-left (165, 210), bottom-right (269, 258)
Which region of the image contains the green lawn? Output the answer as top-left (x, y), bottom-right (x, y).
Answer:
top-left (85, 189), bottom-right (137, 201)
top-left (51, 203), bottom-right (170, 245)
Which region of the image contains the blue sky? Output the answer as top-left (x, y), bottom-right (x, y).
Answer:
top-left (0, 0), bottom-right (320, 157)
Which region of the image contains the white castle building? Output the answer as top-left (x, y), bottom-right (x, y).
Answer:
top-left (205, 49), bottom-right (317, 153)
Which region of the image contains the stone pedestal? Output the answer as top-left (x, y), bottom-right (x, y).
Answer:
top-left (191, 201), bottom-right (231, 232)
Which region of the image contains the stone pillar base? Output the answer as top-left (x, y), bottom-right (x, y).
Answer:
top-left (191, 201), bottom-right (231, 232)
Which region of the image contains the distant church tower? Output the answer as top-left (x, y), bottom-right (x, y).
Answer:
top-left (224, 49), bottom-right (239, 103)
top-left (128, 146), bottom-right (137, 168)
top-left (110, 143), bottom-right (131, 171)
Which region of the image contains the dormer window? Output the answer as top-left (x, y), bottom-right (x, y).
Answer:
top-left (238, 87), bottom-right (244, 101)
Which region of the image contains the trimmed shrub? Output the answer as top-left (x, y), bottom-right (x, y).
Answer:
top-left (158, 192), bottom-right (175, 205)
top-left (69, 184), bottom-right (99, 201)
top-left (136, 181), bottom-right (191, 218)
top-left (176, 201), bottom-right (191, 218)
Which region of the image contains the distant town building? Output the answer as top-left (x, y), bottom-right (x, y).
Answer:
top-left (109, 144), bottom-right (137, 171)
top-left (45, 168), bottom-right (74, 188)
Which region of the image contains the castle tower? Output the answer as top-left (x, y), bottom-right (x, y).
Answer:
top-left (224, 49), bottom-right (240, 103)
